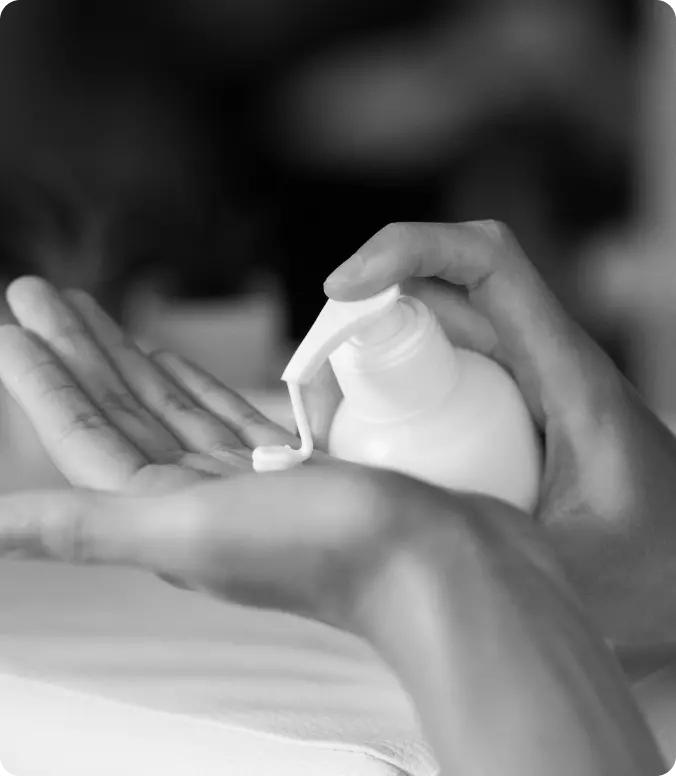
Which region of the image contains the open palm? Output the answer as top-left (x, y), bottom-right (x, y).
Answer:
top-left (0, 278), bottom-right (301, 495)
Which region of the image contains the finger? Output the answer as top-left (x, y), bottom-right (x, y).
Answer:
top-left (324, 221), bottom-right (618, 422)
top-left (7, 277), bottom-right (183, 462)
top-left (0, 467), bottom-right (383, 622)
top-left (151, 350), bottom-right (297, 448)
top-left (4, 489), bottom-right (200, 590)
top-left (302, 361), bottom-right (342, 451)
top-left (0, 488), bottom-right (172, 567)
top-left (0, 326), bottom-right (147, 489)
top-left (64, 289), bottom-right (243, 453)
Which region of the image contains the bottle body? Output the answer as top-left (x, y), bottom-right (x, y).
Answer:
top-left (328, 348), bottom-right (541, 513)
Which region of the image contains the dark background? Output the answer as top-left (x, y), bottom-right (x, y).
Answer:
top-left (0, 0), bottom-right (648, 374)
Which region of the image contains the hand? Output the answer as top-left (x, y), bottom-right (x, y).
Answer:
top-left (0, 277), bottom-right (594, 637)
top-left (0, 275), bottom-right (664, 773)
top-left (0, 277), bottom-right (305, 495)
top-left (315, 221), bottom-right (676, 647)
top-left (0, 460), bottom-right (664, 775)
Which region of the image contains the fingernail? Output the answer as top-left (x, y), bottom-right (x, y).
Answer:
top-left (324, 254), bottom-right (367, 288)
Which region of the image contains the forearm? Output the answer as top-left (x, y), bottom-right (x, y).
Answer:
top-left (353, 521), bottom-right (667, 776)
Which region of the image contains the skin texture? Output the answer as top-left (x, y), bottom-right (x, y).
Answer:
top-left (0, 221), bottom-right (671, 773)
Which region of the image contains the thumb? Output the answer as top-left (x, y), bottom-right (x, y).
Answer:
top-left (0, 488), bottom-right (171, 568)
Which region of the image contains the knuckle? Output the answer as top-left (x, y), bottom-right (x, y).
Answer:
top-left (205, 444), bottom-right (250, 467)
top-left (467, 219), bottom-right (514, 252)
top-left (190, 374), bottom-right (217, 399)
top-left (325, 466), bottom-right (401, 534)
top-left (236, 406), bottom-right (265, 431)
top-left (466, 220), bottom-right (520, 280)
top-left (204, 441), bottom-right (231, 458)
top-left (0, 324), bottom-right (29, 354)
top-left (472, 219), bottom-right (511, 242)
top-left (0, 323), bottom-right (22, 337)
top-left (178, 377), bottom-right (224, 411)
top-left (190, 406), bottom-right (221, 429)
top-left (52, 319), bottom-right (87, 353)
top-left (47, 505), bottom-right (92, 564)
top-left (97, 389), bottom-right (128, 416)
top-left (159, 390), bottom-right (194, 413)
top-left (20, 352), bottom-right (59, 381)
top-left (58, 411), bottom-right (109, 445)
top-left (379, 221), bottom-right (411, 242)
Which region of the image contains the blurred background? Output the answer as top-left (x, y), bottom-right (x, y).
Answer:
top-left (0, 0), bottom-right (673, 487)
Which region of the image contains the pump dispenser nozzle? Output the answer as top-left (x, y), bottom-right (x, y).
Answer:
top-left (282, 285), bottom-right (401, 385)
top-left (252, 285), bottom-right (402, 473)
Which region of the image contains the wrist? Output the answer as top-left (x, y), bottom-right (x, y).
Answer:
top-left (348, 496), bottom-right (667, 776)
top-left (329, 469), bottom-right (452, 638)
top-left (346, 484), bottom-right (476, 647)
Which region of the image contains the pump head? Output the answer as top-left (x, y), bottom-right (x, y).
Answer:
top-left (282, 285), bottom-right (402, 385)
top-left (252, 285), bottom-right (402, 473)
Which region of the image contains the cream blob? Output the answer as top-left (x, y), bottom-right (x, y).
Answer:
top-left (252, 382), bottom-right (314, 473)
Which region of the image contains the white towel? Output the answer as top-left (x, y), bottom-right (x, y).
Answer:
top-left (0, 672), bottom-right (409, 776)
top-left (0, 561), bottom-right (438, 776)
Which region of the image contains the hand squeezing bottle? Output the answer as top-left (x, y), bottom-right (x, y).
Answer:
top-left (253, 285), bottom-right (542, 512)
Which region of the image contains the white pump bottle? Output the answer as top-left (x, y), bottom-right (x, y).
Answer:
top-left (253, 285), bottom-right (542, 513)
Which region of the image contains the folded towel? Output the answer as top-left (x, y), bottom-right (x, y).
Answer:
top-left (0, 672), bottom-right (409, 776)
top-left (0, 561), bottom-right (438, 776)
